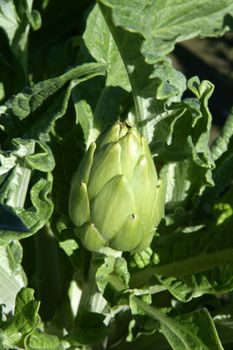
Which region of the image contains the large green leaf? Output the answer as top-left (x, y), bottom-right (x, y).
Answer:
top-left (98, 0), bottom-right (233, 64)
top-left (97, 0), bottom-right (233, 141)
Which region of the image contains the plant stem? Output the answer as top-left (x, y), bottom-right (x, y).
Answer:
top-left (78, 254), bottom-right (107, 314)
top-left (130, 249), bottom-right (233, 289)
top-left (78, 249), bottom-right (122, 314)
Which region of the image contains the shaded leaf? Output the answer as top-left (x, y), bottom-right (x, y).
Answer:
top-left (0, 204), bottom-right (28, 232)
top-left (133, 297), bottom-right (223, 350)
top-left (67, 309), bottom-right (109, 345)
top-left (0, 179), bottom-right (53, 243)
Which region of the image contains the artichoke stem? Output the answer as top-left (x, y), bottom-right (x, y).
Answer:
top-left (78, 249), bottom-right (122, 313)
top-left (78, 253), bottom-right (106, 314)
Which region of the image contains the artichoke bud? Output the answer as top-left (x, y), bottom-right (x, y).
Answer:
top-left (69, 121), bottom-right (165, 253)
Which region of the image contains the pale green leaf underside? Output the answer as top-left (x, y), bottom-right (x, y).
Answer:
top-left (0, 242), bottom-right (26, 313)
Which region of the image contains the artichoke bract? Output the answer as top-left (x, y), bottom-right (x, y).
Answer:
top-left (69, 121), bottom-right (164, 253)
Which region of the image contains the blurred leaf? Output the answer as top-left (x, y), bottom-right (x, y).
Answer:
top-left (27, 332), bottom-right (63, 350)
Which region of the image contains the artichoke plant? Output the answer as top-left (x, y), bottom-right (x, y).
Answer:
top-left (69, 121), bottom-right (165, 253)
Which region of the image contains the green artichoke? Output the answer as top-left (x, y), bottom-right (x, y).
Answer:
top-left (69, 121), bottom-right (164, 253)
